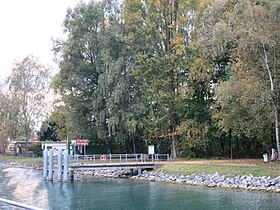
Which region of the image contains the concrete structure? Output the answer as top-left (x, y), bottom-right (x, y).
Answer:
top-left (68, 163), bottom-right (158, 181)
top-left (71, 139), bottom-right (89, 155)
top-left (41, 142), bottom-right (68, 156)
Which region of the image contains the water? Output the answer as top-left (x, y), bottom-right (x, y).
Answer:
top-left (1, 168), bottom-right (280, 210)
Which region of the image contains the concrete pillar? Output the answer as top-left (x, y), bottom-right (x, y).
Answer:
top-left (43, 149), bottom-right (48, 179)
top-left (69, 168), bottom-right (74, 181)
top-left (57, 149), bottom-right (62, 181)
top-left (84, 145), bottom-right (86, 155)
top-left (63, 150), bottom-right (69, 182)
top-left (48, 149), bottom-right (54, 181)
top-left (130, 169), bottom-right (134, 176)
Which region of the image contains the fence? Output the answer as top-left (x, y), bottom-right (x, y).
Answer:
top-left (68, 153), bottom-right (170, 164)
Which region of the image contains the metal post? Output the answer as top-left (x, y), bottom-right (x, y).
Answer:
top-left (135, 154), bottom-right (138, 162)
top-left (93, 154), bottom-right (96, 164)
top-left (126, 154), bottom-right (128, 163)
top-left (119, 154), bottom-right (121, 163)
top-left (130, 169), bottom-right (134, 176)
top-left (63, 150), bottom-right (69, 182)
top-left (69, 168), bottom-right (74, 181)
top-left (109, 154), bottom-right (112, 163)
top-left (57, 149), bottom-right (62, 181)
top-left (48, 149), bottom-right (54, 181)
top-left (43, 149), bottom-right (48, 179)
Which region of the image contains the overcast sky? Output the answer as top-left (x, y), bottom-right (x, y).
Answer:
top-left (0, 0), bottom-right (86, 80)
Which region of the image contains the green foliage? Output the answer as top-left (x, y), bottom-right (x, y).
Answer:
top-left (1, 56), bottom-right (50, 142)
top-left (46, 0), bottom-right (280, 159)
top-left (196, 0), bottom-right (280, 157)
top-left (28, 143), bottom-right (42, 157)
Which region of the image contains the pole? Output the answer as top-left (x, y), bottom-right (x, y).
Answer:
top-left (57, 149), bottom-right (62, 182)
top-left (63, 150), bottom-right (69, 182)
top-left (48, 149), bottom-right (54, 181)
top-left (43, 149), bottom-right (48, 179)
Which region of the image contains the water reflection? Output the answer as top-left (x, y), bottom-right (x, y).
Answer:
top-left (1, 168), bottom-right (280, 210)
top-left (2, 168), bottom-right (48, 208)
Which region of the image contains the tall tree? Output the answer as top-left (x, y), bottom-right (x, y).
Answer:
top-left (124, 0), bottom-right (198, 159)
top-left (5, 55), bottom-right (50, 143)
top-left (197, 0), bottom-right (280, 157)
top-left (53, 0), bottom-right (145, 153)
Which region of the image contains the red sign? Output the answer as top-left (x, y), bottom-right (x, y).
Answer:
top-left (71, 139), bottom-right (89, 146)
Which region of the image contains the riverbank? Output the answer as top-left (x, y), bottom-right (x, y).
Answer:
top-left (1, 154), bottom-right (280, 193)
top-left (0, 161), bottom-right (42, 170)
top-left (131, 171), bottom-right (280, 193)
top-left (80, 159), bottom-right (280, 193)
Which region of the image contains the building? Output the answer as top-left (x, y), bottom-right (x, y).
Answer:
top-left (41, 141), bottom-right (68, 156)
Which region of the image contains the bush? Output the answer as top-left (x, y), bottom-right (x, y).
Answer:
top-left (179, 149), bottom-right (196, 159)
top-left (29, 142), bottom-right (42, 157)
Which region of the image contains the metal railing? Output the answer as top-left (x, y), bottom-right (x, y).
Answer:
top-left (68, 153), bottom-right (170, 164)
top-left (0, 197), bottom-right (45, 210)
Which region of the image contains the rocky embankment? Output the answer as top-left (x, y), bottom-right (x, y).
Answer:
top-left (81, 169), bottom-right (131, 178)
top-left (0, 162), bottom-right (42, 170)
top-left (81, 168), bottom-right (280, 193)
top-left (131, 171), bottom-right (280, 193)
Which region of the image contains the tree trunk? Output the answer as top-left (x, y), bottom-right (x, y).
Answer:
top-left (236, 137), bottom-right (239, 159)
top-left (104, 137), bottom-right (111, 154)
top-left (262, 44), bottom-right (280, 160)
top-left (273, 103), bottom-right (280, 159)
top-left (132, 137), bottom-right (136, 154)
top-left (229, 129), bottom-right (233, 159)
top-left (170, 136), bottom-right (177, 160)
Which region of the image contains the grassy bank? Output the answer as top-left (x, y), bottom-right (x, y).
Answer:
top-left (157, 159), bottom-right (280, 178)
top-left (0, 154), bottom-right (43, 166)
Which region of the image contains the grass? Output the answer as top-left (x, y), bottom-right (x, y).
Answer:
top-left (0, 154), bottom-right (43, 166)
top-left (157, 159), bottom-right (280, 178)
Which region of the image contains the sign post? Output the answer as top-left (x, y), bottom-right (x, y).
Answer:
top-left (148, 145), bottom-right (154, 162)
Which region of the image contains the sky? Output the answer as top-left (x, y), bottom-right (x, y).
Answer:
top-left (0, 0), bottom-right (86, 80)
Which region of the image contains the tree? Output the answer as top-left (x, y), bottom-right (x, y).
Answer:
top-left (0, 90), bottom-right (10, 151)
top-left (197, 0), bottom-right (280, 158)
top-left (124, 0), bottom-right (199, 159)
top-left (53, 0), bottom-right (145, 153)
top-left (6, 55), bottom-right (51, 143)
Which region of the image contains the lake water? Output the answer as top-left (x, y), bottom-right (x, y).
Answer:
top-left (1, 167), bottom-right (280, 210)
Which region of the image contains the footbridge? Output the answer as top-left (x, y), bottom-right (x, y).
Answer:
top-left (43, 151), bottom-right (169, 182)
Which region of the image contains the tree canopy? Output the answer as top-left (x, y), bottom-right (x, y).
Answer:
top-left (18, 0), bottom-right (280, 159)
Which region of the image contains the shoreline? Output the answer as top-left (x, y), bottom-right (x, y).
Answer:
top-left (81, 168), bottom-right (280, 193)
top-left (1, 161), bottom-right (280, 193)
top-left (0, 162), bottom-right (42, 170)
top-left (130, 171), bottom-right (280, 193)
